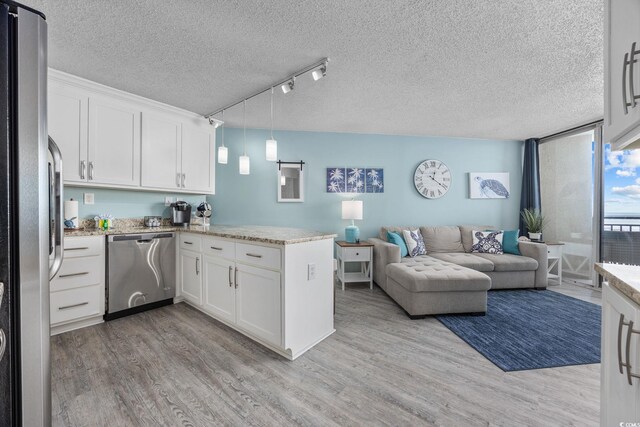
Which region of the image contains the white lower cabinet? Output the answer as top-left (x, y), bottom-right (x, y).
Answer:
top-left (235, 264), bottom-right (281, 347)
top-left (180, 249), bottom-right (202, 305)
top-left (50, 236), bottom-right (105, 335)
top-left (177, 233), bottom-right (334, 359)
top-left (203, 255), bottom-right (236, 323)
top-left (602, 282), bottom-right (640, 425)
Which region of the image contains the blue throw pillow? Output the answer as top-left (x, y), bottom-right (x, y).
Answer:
top-left (387, 231), bottom-right (409, 257)
top-left (502, 230), bottom-right (521, 255)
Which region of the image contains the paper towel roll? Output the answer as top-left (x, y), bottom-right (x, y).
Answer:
top-left (64, 199), bottom-right (79, 229)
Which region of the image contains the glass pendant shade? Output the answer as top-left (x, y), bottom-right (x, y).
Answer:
top-left (266, 139), bottom-right (277, 161)
top-left (217, 146), bottom-right (228, 164)
top-left (239, 155), bottom-right (250, 175)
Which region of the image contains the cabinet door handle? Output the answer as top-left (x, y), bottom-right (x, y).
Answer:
top-left (228, 265), bottom-right (233, 287)
top-left (619, 314), bottom-right (626, 374)
top-left (66, 247), bottom-right (89, 251)
top-left (195, 257), bottom-right (200, 275)
top-left (0, 329), bottom-right (5, 362)
top-left (80, 160), bottom-right (86, 180)
top-left (210, 246), bottom-right (223, 251)
top-left (182, 173), bottom-right (186, 188)
top-left (246, 253), bottom-right (262, 259)
top-left (625, 319), bottom-right (640, 385)
top-left (176, 173), bottom-right (181, 188)
top-left (58, 302), bottom-right (89, 310)
top-left (58, 272), bottom-right (89, 278)
top-left (235, 266), bottom-right (239, 288)
top-left (88, 161), bottom-right (94, 180)
top-left (184, 241), bottom-right (193, 245)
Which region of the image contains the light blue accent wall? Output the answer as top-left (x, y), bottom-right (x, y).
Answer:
top-left (64, 186), bottom-right (205, 220)
top-left (208, 128), bottom-right (524, 240)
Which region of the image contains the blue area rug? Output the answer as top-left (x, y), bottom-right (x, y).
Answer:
top-left (436, 290), bottom-right (601, 372)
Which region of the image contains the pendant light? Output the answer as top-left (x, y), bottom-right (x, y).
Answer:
top-left (217, 109), bottom-right (228, 164)
top-left (239, 100), bottom-right (250, 175)
top-left (266, 87), bottom-right (277, 161)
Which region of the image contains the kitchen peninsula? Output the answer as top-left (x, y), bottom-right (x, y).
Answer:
top-left (62, 223), bottom-right (337, 360)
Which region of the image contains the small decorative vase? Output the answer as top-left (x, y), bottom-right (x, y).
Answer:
top-left (529, 232), bottom-right (542, 241)
top-left (345, 225), bottom-right (360, 243)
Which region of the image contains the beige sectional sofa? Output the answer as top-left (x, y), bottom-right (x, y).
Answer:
top-left (369, 225), bottom-right (548, 318)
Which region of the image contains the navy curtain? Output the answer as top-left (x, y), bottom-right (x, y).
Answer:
top-left (519, 138), bottom-right (541, 235)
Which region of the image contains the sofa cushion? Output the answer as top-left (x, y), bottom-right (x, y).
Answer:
top-left (427, 253), bottom-right (495, 272)
top-left (420, 226), bottom-right (464, 253)
top-left (402, 229), bottom-right (427, 257)
top-left (386, 232), bottom-right (408, 257)
top-left (459, 225), bottom-right (495, 252)
top-left (386, 256), bottom-right (491, 293)
top-left (379, 226), bottom-right (416, 241)
top-left (472, 253), bottom-right (539, 271)
top-left (471, 230), bottom-right (504, 254)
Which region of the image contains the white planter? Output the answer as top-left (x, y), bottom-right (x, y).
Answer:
top-left (528, 232), bottom-right (542, 241)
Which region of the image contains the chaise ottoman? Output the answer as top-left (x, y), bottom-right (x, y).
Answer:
top-left (385, 256), bottom-right (492, 318)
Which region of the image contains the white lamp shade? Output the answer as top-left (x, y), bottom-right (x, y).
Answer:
top-left (342, 200), bottom-right (363, 220)
top-left (239, 155), bottom-right (250, 175)
top-left (217, 146), bottom-right (228, 164)
top-left (266, 139), bottom-right (277, 161)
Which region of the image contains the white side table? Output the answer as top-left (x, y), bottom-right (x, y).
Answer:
top-left (335, 241), bottom-right (373, 291)
top-left (546, 242), bottom-right (564, 285)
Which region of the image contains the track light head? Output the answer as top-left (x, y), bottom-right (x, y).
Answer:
top-left (208, 117), bottom-right (223, 128)
top-left (312, 62), bottom-right (327, 81)
top-left (281, 78), bottom-right (295, 94)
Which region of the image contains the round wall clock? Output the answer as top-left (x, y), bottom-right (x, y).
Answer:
top-left (414, 159), bottom-right (452, 199)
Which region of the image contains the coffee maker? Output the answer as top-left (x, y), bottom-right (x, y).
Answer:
top-left (170, 201), bottom-right (192, 226)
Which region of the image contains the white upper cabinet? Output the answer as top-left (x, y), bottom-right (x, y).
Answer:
top-left (181, 123), bottom-right (215, 194)
top-left (88, 96), bottom-right (141, 187)
top-left (48, 82), bottom-right (88, 183)
top-left (141, 112), bottom-right (182, 190)
top-left (48, 69), bottom-right (216, 194)
top-left (605, 0), bottom-right (640, 149)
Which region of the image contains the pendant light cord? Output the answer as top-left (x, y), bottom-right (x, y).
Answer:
top-left (243, 99), bottom-right (247, 156)
top-left (270, 87), bottom-right (274, 140)
top-left (221, 109), bottom-right (225, 147)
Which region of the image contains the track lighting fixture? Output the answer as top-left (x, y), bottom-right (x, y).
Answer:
top-left (208, 117), bottom-right (223, 128)
top-left (312, 62), bottom-right (327, 81)
top-left (281, 77), bottom-right (295, 94)
top-left (217, 110), bottom-right (228, 164)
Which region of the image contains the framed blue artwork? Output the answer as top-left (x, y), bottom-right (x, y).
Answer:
top-left (326, 167), bottom-right (346, 193)
top-left (366, 168), bottom-right (384, 193)
top-left (346, 167), bottom-right (365, 193)
top-left (327, 167), bottom-right (384, 193)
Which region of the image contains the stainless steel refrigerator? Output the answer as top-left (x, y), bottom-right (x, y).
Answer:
top-left (0, 1), bottom-right (64, 425)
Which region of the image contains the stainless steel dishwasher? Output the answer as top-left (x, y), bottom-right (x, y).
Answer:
top-left (106, 232), bottom-right (176, 320)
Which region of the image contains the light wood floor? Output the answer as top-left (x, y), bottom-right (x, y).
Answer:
top-left (51, 282), bottom-right (601, 426)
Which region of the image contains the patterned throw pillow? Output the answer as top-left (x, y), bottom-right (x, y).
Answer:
top-left (402, 229), bottom-right (427, 257)
top-left (471, 230), bottom-right (504, 254)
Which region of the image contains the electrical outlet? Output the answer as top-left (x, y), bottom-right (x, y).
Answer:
top-left (308, 263), bottom-right (316, 281)
top-left (83, 193), bottom-right (94, 205)
top-left (164, 196), bottom-right (174, 206)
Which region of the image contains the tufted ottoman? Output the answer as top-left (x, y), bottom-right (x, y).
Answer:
top-left (385, 256), bottom-right (491, 318)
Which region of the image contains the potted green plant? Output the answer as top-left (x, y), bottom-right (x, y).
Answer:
top-left (521, 208), bottom-right (547, 241)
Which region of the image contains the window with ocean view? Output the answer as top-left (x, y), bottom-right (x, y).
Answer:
top-left (603, 145), bottom-right (640, 266)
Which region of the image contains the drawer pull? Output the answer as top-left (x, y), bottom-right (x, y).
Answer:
top-left (184, 241), bottom-right (193, 245)
top-left (210, 246), bottom-right (223, 251)
top-left (228, 265), bottom-right (233, 287)
top-left (58, 272), bottom-right (89, 279)
top-left (246, 253), bottom-right (263, 259)
top-left (235, 267), bottom-right (239, 288)
top-left (58, 301), bottom-right (89, 311)
top-left (66, 247), bottom-right (89, 251)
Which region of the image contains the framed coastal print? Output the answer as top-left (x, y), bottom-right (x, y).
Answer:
top-left (469, 172), bottom-right (510, 199)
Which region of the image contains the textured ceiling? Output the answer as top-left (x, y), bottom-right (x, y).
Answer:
top-left (24, 0), bottom-right (603, 140)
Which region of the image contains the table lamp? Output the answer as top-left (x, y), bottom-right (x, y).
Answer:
top-left (342, 200), bottom-right (363, 243)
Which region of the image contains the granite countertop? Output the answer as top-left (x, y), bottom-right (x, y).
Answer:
top-left (64, 224), bottom-right (337, 245)
top-left (595, 263), bottom-right (640, 306)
